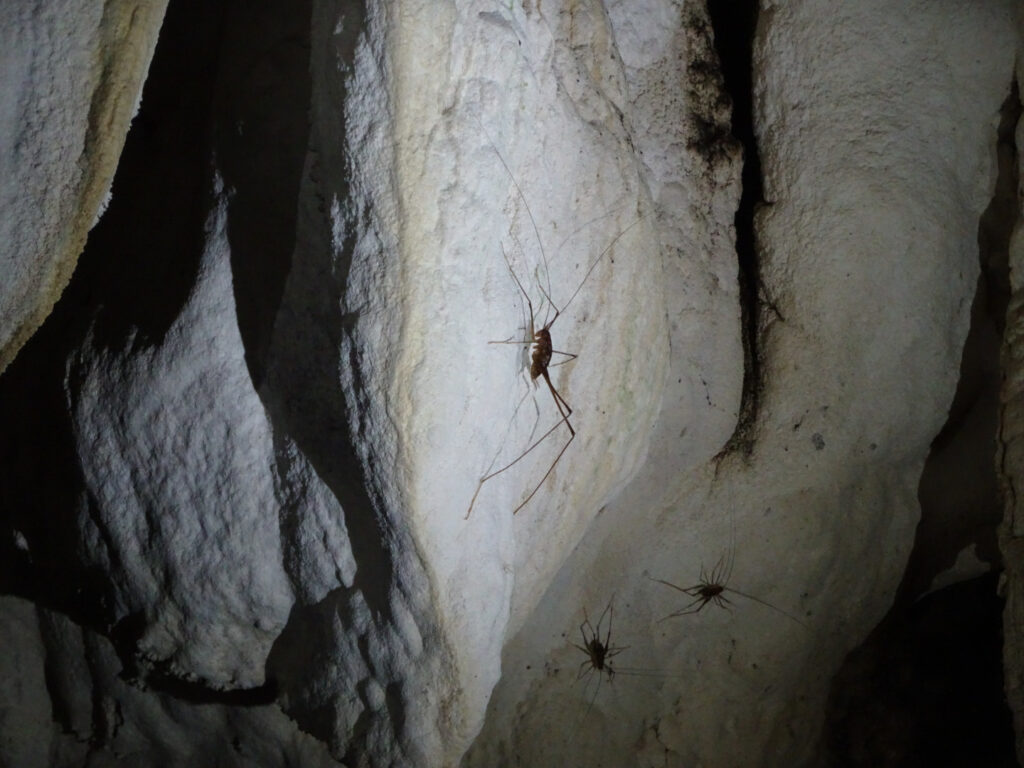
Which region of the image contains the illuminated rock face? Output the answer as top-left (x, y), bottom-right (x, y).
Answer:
top-left (0, 0), bottom-right (168, 374)
top-left (0, 1), bottom-right (1021, 766)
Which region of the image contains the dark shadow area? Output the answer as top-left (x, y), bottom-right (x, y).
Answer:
top-left (705, 0), bottom-right (767, 455)
top-left (893, 83), bottom-right (1018, 607)
top-left (823, 573), bottom-right (1017, 768)
top-left (106, 610), bottom-right (279, 705)
top-left (0, 0), bottom-right (227, 628)
top-left (266, 583), bottom-right (405, 760)
top-left (213, 0), bottom-right (312, 389)
top-left (4, 2), bottom-right (404, 749)
top-left (821, 82), bottom-right (1020, 768)
top-left (265, 588), bottom-right (355, 751)
top-left (137, 668), bottom-right (278, 707)
top-left (255, 3), bottom-right (415, 757)
top-left (259, 0), bottom-right (399, 623)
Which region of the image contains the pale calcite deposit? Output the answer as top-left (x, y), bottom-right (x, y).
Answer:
top-left (0, 0), bottom-right (169, 374)
top-left (465, 1), bottom-right (1019, 765)
top-left (0, 1), bottom-right (1021, 767)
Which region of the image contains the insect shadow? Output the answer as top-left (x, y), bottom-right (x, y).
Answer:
top-left (648, 521), bottom-right (808, 627)
top-left (464, 142), bottom-right (644, 518)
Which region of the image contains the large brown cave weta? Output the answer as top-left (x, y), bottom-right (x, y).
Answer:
top-left (463, 136), bottom-right (644, 518)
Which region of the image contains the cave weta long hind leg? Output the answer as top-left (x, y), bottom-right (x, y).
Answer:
top-left (463, 143), bottom-right (644, 517)
top-left (464, 243), bottom-right (577, 517)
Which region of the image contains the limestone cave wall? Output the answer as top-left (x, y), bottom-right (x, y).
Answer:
top-left (0, 1), bottom-right (1022, 767)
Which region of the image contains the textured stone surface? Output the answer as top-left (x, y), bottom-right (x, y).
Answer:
top-left (68, 185), bottom-right (317, 689)
top-left (0, 0), bottom-right (168, 374)
top-left (0, 595), bottom-right (340, 768)
top-left (999, 47), bottom-right (1024, 768)
top-left (465, 1), bottom-right (1019, 765)
top-left (0, 1), bottom-right (1021, 766)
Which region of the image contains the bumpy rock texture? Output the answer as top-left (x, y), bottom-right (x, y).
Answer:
top-left (1, 1), bottom-right (1022, 767)
top-left (0, 0), bottom-right (169, 374)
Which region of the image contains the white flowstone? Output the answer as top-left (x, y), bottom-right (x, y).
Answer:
top-left (391, 1), bottom-right (681, 749)
top-left (2, 0), bottom-right (1021, 766)
top-left (0, 0), bottom-right (168, 373)
top-left (68, 182), bottom-right (342, 688)
top-left (464, 1), bottom-right (1018, 765)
